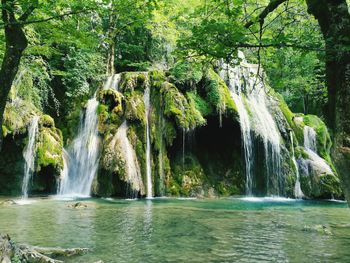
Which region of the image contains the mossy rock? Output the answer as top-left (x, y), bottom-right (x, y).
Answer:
top-left (2, 100), bottom-right (39, 137)
top-left (97, 89), bottom-right (123, 113)
top-left (304, 115), bottom-right (332, 161)
top-left (124, 91), bottom-right (146, 122)
top-left (97, 89), bottom-right (124, 134)
top-left (40, 115), bottom-right (55, 128)
top-left (301, 171), bottom-right (342, 199)
top-left (205, 68), bottom-right (237, 118)
top-left (160, 82), bottom-right (206, 129)
top-left (120, 72), bottom-right (148, 93)
top-left (186, 91), bottom-right (212, 117)
top-left (36, 126), bottom-right (64, 173)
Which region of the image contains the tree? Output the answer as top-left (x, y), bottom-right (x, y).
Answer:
top-left (0, 0), bottom-right (95, 150)
top-left (0, 0), bottom-right (37, 151)
top-left (246, 0), bottom-right (350, 204)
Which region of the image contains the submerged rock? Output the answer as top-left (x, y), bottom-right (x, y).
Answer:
top-left (0, 200), bottom-right (17, 206)
top-left (68, 202), bottom-right (88, 209)
top-left (0, 233), bottom-right (89, 263)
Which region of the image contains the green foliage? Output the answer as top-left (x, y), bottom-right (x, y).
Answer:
top-left (63, 48), bottom-right (105, 99)
top-left (263, 49), bottom-right (327, 116)
top-left (169, 60), bottom-right (204, 89)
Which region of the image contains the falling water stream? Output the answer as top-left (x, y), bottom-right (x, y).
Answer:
top-left (58, 97), bottom-right (100, 197)
top-left (115, 121), bottom-right (143, 197)
top-left (303, 126), bottom-right (333, 174)
top-left (221, 53), bottom-right (282, 196)
top-left (59, 74), bottom-right (123, 197)
top-left (22, 116), bottom-right (39, 198)
top-left (290, 132), bottom-right (303, 199)
top-left (144, 86), bottom-right (153, 198)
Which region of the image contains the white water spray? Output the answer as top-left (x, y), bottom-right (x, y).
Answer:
top-left (22, 116), bottom-right (39, 198)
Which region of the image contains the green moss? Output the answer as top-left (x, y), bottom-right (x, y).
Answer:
top-left (97, 89), bottom-right (124, 135)
top-left (160, 82), bottom-right (206, 129)
top-left (40, 115), bottom-right (55, 128)
top-left (120, 72), bottom-right (148, 93)
top-left (304, 115), bottom-right (332, 159)
top-left (36, 126), bottom-right (64, 172)
top-left (124, 91), bottom-right (145, 122)
top-left (2, 100), bottom-right (39, 136)
top-left (275, 92), bottom-right (304, 144)
top-left (205, 68), bottom-right (237, 118)
top-left (186, 92), bottom-right (212, 117)
top-left (149, 70), bottom-right (166, 84)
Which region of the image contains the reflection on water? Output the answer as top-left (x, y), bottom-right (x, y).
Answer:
top-left (0, 197), bottom-right (349, 262)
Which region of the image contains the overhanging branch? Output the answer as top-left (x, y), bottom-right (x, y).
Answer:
top-left (0, 9), bottom-right (92, 28)
top-left (245, 0), bottom-right (288, 28)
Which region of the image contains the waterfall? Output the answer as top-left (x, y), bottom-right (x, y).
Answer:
top-left (182, 127), bottom-right (186, 169)
top-left (104, 73), bottom-right (121, 90)
top-left (290, 132), bottom-right (303, 199)
top-left (58, 97), bottom-right (100, 197)
top-left (304, 126), bottom-right (317, 152)
top-left (144, 86), bottom-right (153, 198)
top-left (303, 126), bottom-right (333, 174)
top-left (22, 116), bottom-right (39, 198)
top-left (115, 121), bottom-right (143, 198)
top-left (221, 53), bottom-right (282, 196)
top-left (223, 70), bottom-right (254, 196)
top-left (158, 113), bottom-right (165, 196)
top-left (58, 149), bottom-right (70, 194)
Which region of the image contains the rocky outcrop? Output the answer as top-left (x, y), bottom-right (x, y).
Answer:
top-left (0, 99), bottom-right (63, 196)
top-left (0, 233), bottom-right (88, 263)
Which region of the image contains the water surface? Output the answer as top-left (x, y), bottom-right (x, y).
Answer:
top-left (0, 197), bottom-right (349, 262)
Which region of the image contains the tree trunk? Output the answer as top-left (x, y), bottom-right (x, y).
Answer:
top-left (106, 40), bottom-right (115, 76)
top-left (0, 0), bottom-right (28, 151)
top-left (306, 0), bottom-right (350, 203)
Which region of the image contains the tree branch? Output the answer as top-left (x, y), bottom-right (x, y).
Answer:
top-left (245, 0), bottom-right (288, 28)
top-left (19, 2), bottom-right (38, 22)
top-left (0, 9), bottom-right (92, 28)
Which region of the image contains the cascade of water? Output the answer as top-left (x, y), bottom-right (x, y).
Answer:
top-left (303, 126), bottom-right (333, 174)
top-left (103, 73), bottom-right (121, 90)
top-left (58, 97), bottom-right (100, 197)
top-left (304, 126), bottom-right (317, 152)
top-left (222, 67), bottom-right (254, 195)
top-left (115, 121), bottom-right (143, 197)
top-left (22, 116), bottom-right (39, 198)
top-left (58, 149), bottom-right (70, 194)
top-left (221, 53), bottom-right (282, 196)
top-left (144, 86), bottom-right (153, 198)
top-left (290, 132), bottom-right (303, 199)
top-left (158, 114), bottom-right (165, 196)
top-left (182, 127), bottom-right (186, 169)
